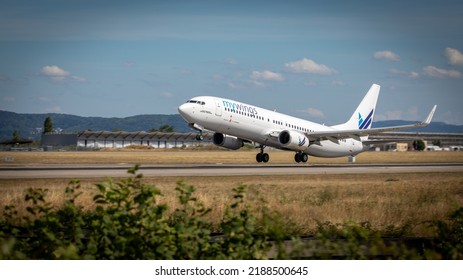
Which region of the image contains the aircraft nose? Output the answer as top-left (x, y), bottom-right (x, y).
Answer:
top-left (178, 103), bottom-right (188, 116)
top-left (178, 103), bottom-right (193, 120)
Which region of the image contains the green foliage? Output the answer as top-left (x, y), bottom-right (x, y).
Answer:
top-left (413, 140), bottom-right (426, 151)
top-left (12, 130), bottom-right (21, 143)
top-left (432, 140), bottom-right (441, 147)
top-left (0, 166), bottom-right (285, 259)
top-left (149, 124), bottom-right (174, 133)
top-left (311, 221), bottom-right (421, 259)
top-left (0, 110), bottom-right (188, 141)
top-left (1, 166), bottom-right (462, 259)
top-left (430, 207), bottom-right (463, 259)
top-left (43, 116), bottom-right (53, 134)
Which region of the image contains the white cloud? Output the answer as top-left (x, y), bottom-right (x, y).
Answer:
top-left (71, 76), bottom-right (86, 82)
top-left (406, 106), bottom-right (420, 121)
top-left (376, 107), bottom-right (428, 122)
top-left (409, 72), bottom-right (420, 79)
top-left (285, 58), bottom-right (336, 75)
top-left (374, 111), bottom-right (402, 121)
top-left (212, 74), bottom-right (223, 80)
top-left (123, 61), bottom-right (137, 68)
top-left (444, 47), bottom-right (463, 66)
top-left (384, 111), bottom-right (403, 120)
top-left (160, 91), bottom-right (174, 98)
top-left (373, 50), bottom-right (400, 61)
top-left (331, 80), bottom-right (345, 86)
top-left (423, 65), bottom-right (462, 79)
top-left (301, 107), bottom-right (325, 118)
top-left (41, 65), bottom-right (69, 79)
top-left (40, 65), bottom-right (85, 82)
top-left (3, 96), bottom-right (15, 102)
top-left (250, 70), bottom-right (284, 81)
top-left (303, 80), bottom-right (317, 87)
top-left (44, 106), bottom-right (62, 113)
top-left (175, 67), bottom-right (192, 75)
top-left (441, 111), bottom-right (463, 125)
top-left (227, 82), bottom-right (241, 89)
top-left (389, 68), bottom-right (420, 79)
top-left (0, 74), bottom-right (13, 83)
top-left (226, 58), bottom-right (238, 65)
top-left (250, 80), bottom-right (266, 88)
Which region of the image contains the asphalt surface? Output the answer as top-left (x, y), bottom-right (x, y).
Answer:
top-left (1, 163), bottom-right (462, 179)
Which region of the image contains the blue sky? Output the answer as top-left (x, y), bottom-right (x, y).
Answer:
top-left (1, 0), bottom-right (462, 125)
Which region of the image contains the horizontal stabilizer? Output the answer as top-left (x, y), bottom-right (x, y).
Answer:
top-left (306, 105), bottom-right (437, 141)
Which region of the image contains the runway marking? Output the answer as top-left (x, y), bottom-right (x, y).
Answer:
top-left (1, 163), bottom-right (462, 179)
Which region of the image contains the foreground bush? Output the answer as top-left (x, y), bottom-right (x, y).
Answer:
top-left (0, 166), bottom-right (462, 259)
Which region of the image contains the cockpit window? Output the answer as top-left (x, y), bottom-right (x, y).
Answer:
top-left (186, 100), bottom-right (205, 105)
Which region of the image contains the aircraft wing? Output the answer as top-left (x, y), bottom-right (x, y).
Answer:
top-left (361, 138), bottom-right (416, 145)
top-left (306, 105), bottom-right (437, 141)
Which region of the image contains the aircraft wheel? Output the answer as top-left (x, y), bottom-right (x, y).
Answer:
top-left (195, 134), bottom-right (203, 141)
top-left (301, 153), bottom-right (308, 163)
top-left (262, 153), bottom-right (269, 163)
top-left (294, 153), bottom-right (302, 163)
top-left (256, 153), bottom-right (263, 163)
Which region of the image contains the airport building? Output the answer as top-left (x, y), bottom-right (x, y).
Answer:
top-left (37, 130), bottom-right (463, 151)
top-left (368, 132), bottom-right (463, 151)
top-left (75, 131), bottom-right (213, 149)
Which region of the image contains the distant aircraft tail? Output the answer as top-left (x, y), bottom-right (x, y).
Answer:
top-left (334, 84), bottom-right (380, 130)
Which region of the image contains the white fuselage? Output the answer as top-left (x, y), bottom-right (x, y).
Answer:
top-left (178, 96), bottom-right (365, 157)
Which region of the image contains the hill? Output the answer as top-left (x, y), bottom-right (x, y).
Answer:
top-left (0, 111), bottom-right (190, 141)
top-left (372, 120), bottom-right (463, 134)
top-left (1, 110), bottom-right (462, 141)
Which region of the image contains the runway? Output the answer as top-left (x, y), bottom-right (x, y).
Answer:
top-left (1, 163), bottom-right (462, 179)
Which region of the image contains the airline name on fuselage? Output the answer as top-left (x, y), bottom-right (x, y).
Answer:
top-left (222, 100), bottom-right (258, 115)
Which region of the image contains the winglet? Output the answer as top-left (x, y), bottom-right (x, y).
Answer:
top-left (415, 105), bottom-right (437, 127)
top-left (423, 105), bottom-right (437, 125)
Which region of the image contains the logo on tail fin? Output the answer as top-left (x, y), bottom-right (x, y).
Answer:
top-left (358, 109), bottom-right (374, 129)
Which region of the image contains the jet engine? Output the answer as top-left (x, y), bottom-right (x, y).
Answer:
top-left (213, 133), bottom-right (244, 150)
top-left (278, 130), bottom-right (310, 151)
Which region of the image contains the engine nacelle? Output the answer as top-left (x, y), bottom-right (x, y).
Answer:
top-left (213, 133), bottom-right (243, 150)
top-left (278, 130), bottom-right (309, 151)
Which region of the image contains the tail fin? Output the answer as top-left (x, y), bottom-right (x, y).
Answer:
top-left (334, 84), bottom-right (380, 130)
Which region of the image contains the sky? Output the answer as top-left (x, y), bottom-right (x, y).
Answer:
top-left (1, 0), bottom-right (462, 125)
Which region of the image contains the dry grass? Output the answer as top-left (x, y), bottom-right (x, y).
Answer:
top-left (1, 150), bottom-right (463, 165)
top-left (1, 172), bottom-right (462, 237)
top-left (1, 150), bottom-right (462, 236)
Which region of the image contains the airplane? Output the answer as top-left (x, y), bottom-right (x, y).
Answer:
top-left (178, 84), bottom-right (437, 163)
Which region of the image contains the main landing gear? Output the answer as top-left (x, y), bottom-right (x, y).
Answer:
top-left (255, 146), bottom-right (308, 164)
top-left (256, 145), bottom-right (269, 163)
top-left (294, 151), bottom-right (308, 163)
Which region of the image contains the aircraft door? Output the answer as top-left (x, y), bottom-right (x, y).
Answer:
top-left (214, 99), bottom-right (222, 116)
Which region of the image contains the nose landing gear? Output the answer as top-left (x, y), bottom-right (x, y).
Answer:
top-left (195, 134), bottom-right (203, 141)
top-left (189, 123), bottom-right (205, 141)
